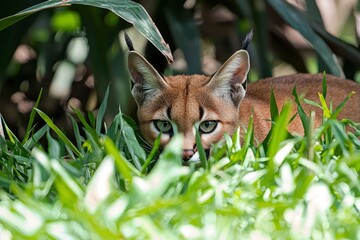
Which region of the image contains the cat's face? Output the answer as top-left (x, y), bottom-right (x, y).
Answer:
top-left (128, 50), bottom-right (249, 162)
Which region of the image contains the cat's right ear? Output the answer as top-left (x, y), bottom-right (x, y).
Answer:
top-left (127, 51), bottom-right (167, 106)
top-left (208, 50), bottom-right (250, 107)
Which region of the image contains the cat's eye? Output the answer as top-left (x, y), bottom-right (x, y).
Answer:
top-left (154, 120), bottom-right (173, 133)
top-left (199, 121), bottom-right (218, 134)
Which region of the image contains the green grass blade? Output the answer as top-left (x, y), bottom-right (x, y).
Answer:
top-left (331, 91), bottom-right (355, 120)
top-left (73, 108), bottom-right (101, 147)
top-left (0, 116), bottom-right (21, 144)
top-left (141, 134), bottom-right (161, 174)
top-left (303, 99), bottom-right (322, 108)
top-left (243, 115), bottom-right (254, 151)
top-left (292, 87), bottom-right (309, 135)
top-left (268, 102), bottom-right (291, 159)
top-left (119, 114), bottom-right (146, 169)
top-left (22, 88), bottom-right (43, 144)
top-left (231, 127), bottom-right (241, 152)
top-left (322, 72), bottom-right (327, 99)
top-left (96, 85), bottom-right (109, 134)
top-left (330, 120), bottom-right (350, 156)
top-left (68, 114), bottom-right (85, 155)
top-left (87, 112), bottom-right (96, 129)
top-left (23, 125), bottom-right (49, 149)
top-left (195, 127), bottom-right (207, 168)
top-left (47, 131), bottom-right (61, 159)
top-left (318, 93), bottom-right (331, 119)
top-left (270, 88), bottom-right (279, 121)
top-left (35, 109), bottom-right (82, 158)
top-left (104, 136), bottom-right (138, 188)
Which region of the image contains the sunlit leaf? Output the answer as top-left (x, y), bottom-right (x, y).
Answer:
top-left (0, 0), bottom-right (173, 62)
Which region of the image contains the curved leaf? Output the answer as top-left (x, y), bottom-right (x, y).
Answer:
top-left (267, 0), bottom-right (343, 77)
top-left (0, 0), bottom-right (173, 63)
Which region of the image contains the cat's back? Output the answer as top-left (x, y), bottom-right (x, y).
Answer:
top-left (240, 73), bottom-right (360, 140)
top-left (246, 73), bottom-right (359, 102)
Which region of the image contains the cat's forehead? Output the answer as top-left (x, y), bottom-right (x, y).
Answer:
top-left (164, 74), bottom-right (210, 88)
top-left (159, 74), bottom-right (228, 112)
top-left (162, 74), bottom-right (216, 107)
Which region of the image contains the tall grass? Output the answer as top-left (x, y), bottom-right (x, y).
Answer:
top-left (0, 78), bottom-right (359, 239)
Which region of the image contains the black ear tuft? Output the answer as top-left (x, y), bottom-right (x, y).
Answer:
top-left (124, 32), bottom-right (134, 51)
top-left (241, 29), bottom-right (253, 50)
top-left (241, 80), bottom-right (247, 91)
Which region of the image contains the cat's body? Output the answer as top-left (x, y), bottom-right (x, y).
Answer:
top-left (241, 74), bottom-right (360, 141)
top-left (127, 40), bottom-right (360, 162)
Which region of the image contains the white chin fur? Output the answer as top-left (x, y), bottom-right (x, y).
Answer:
top-left (188, 152), bottom-right (200, 163)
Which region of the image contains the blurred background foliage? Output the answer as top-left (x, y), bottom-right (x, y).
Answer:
top-left (0, 0), bottom-right (359, 140)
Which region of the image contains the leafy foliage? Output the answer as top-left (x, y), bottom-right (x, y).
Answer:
top-left (0, 1), bottom-right (359, 239)
top-left (0, 0), bottom-right (359, 142)
top-left (0, 76), bottom-right (359, 239)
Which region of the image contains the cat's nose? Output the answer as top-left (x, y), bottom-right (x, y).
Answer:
top-left (182, 149), bottom-right (195, 161)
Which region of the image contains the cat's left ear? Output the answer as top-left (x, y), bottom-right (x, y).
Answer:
top-left (208, 50), bottom-right (250, 106)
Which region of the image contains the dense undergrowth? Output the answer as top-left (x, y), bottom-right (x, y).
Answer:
top-left (0, 78), bottom-right (359, 239)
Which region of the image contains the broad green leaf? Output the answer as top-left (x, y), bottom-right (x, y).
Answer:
top-left (305, 0), bottom-right (324, 26)
top-left (311, 23), bottom-right (360, 71)
top-left (0, 0), bottom-right (173, 63)
top-left (119, 114), bottom-right (146, 169)
top-left (267, 0), bottom-right (343, 76)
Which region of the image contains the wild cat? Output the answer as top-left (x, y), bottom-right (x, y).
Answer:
top-left (125, 33), bottom-right (360, 162)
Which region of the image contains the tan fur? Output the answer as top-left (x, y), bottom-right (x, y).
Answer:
top-left (241, 74), bottom-right (360, 141)
top-left (128, 50), bottom-right (360, 161)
